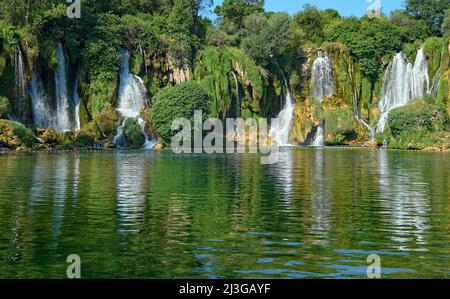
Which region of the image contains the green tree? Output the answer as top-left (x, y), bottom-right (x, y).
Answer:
top-left (404, 0), bottom-right (450, 35)
top-left (241, 12), bottom-right (291, 67)
top-left (151, 81), bottom-right (211, 144)
top-left (442, 7), bottom-right (450, 36)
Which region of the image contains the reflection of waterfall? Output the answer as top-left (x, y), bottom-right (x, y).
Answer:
top-left (378, 151), bottom-right (430, 248)
top-left (270, 148), bottom-right (294, 201)
top-left (29, 71), bottom-right (55, 128)
top-left (377, 48), bottom-right (430, 132)
top-left (115, 154), bottom-right (147, 234)
top-left (311, 51), bottom-right (334, 146)
top-left (73, 73), bottom-right (81, 131)
top-left (114, 50), bottom-right (155, 149)
top-left (269, 76), bottom-right (295, 146)
top-left (311, 51), bottom-right (334, 101)
top-left (55, 42), bottom-right (71, 132)
top-left (53, 154), bottom-right (69, 239)
top-left (311, 149), bottom-right (332, 244)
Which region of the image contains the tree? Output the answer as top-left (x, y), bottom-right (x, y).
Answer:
top-left (214, 0), bottom-right (265, 29)
top-left (442, 7), bottom-right (450, 36)
top-left (404, 0), bottom-right (450, 35)
top-left (292, 5), bottom-right (325, 45)
top-left (151, 81), bottom-right (211, 144)
top-left (241, 12), bottom-right (291, 66)
top-left (390, 9), bottom-right (431, 41)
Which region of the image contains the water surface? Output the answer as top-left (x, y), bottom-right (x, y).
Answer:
top-left (0, 148), bottom-right (448, 278)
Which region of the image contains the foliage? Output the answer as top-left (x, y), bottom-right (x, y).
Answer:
top-left (151, 81), bottom-right (211, 144)
top-left (388, 100), bottom-right (449, 137)
top-left (122, 118), bottom-right (145, 148)
top-left (404, 0), bottom-right (450, 36)
top-left (0, 96), bottom-right (11, 119)
top-left (241, 13), bottom-right (291, 67)
top-left (325, 17), bottom-right (403, 82)
top-left (442, 7), bottom-right (450, 37)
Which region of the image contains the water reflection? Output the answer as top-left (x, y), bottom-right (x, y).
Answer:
top-left (0, 149), bottom-right (448, 278)
top-left (378, 150), bottom-right (430, 250)
top-left (310, 149), bottom-right (332, 244)
top-left (115, 152), bottom-right (149, 234)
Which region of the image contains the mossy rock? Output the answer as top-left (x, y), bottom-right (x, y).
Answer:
top-left (74, 128), bottom-right (96, 148)
top-left (0, 120), bottom-right (35, 149)
top-left (0, 96), bottom-right (11, 119)
top-left (40, 128), bottom-right (63, 145)
top-left (323, 106), bottom-right (358, 145)
top-left (123, 118), bottom-right (145, 148)
top-left (387, 100), bottom-right (450, 150)
top-left (291, 99), bottom-right (322, 144)
top-left (93, 106), bottom-right (120, 138)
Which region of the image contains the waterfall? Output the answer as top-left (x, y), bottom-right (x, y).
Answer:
top-left (29, 71), bottom-right (56, 128)
top-left (54, 42), bottom-right (71, 132)
top-left (231, 72), bottom-right (240, 118)
top-left (14, 46), bottom-right (26, 102)
top-left (311, 50), bottom-right (335, 102)
top-left (312, 124), bottom-right (325, 147)
top-left (376, 47), bottom-right (430, 133)
top-left (73, 74), bottom-right (81, 131)
top-left (269, 76), bottom-right (295, 146)
top-left (311, 51), bottom-right (334, 146)
top-left (114, 50), bottom-right (155, 149)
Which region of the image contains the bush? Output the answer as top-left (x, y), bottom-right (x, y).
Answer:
top-left (11, 123), bottom-right (35, 148)
top-left (74, 129), bottom-right (95, 148)
top-left (123, 118), bottom-right (145, 148)
top-left (0, 96), bottom-right (11, 119)
top-left (388, 100), bottom-right (448, 137)
top-left (151, 81), bottom-right (211, 144)
top-left (0, 120), bottom-right (34, 148)
top-left (94, 106), bottom-right (120, 138)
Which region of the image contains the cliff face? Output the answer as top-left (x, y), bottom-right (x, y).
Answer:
top-left (0, 34), bottom-right (449, 150)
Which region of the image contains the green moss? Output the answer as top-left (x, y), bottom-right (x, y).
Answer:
top-left (93, 106), bottom-right (119, 139)
top-left (387, 100), bottom-right (449, 150)
top-left (74, 129), bottom-right (95, 148)
top-left (324, 106), bottom-right (357, 145)
top-left (123, 118), bottom-right (145, 148)
top-left (436, 79), bottom-right (448, 105)
top-left (0, 120), bottom-right (35, 148)
top-left (0, 96), bottom-right (11, 118)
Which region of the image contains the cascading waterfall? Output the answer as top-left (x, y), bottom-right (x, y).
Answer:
top-left (14, 46), bottom-right (26, 102)
top-left (376, 47), bottom-right (430, 133)
top-left (72, 74), bottom-right (81, 131)
top-left (114, 50), bottom-right (155, 149)
top-left (311, 51), bottom-right (335, 146)
top-left (269, 76), bottom-right (295, 146)
top-left (311, 51), bottom-right (335, 101)
top-left (54, 42), bottom-right (71, 132)
top-left (29, 71), bottom-right (55, 128)
top-left (231, 72), bottom-right (240, 118)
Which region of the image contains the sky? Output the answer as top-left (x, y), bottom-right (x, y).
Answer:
top-left (204, 0), bottom-right (405, 19)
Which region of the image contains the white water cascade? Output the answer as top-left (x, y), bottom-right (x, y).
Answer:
top-left (311, 51), bottom-right (335, 101)
top-left (114, 50), bottom-right (155, 149)
top-left (29, 71), bottom-right (55, 128)
top-left (54, 42), bottom-right (71, 132)
top-left (72, 74), bottom-right (81, 131)
top-left (231, 72), bottom-right (240, 118)
top-left (311, 51), bottom-right (335, 146)
top-left (376, 47), bottom-right (430, 133)
top-left (14, 46), bottom-right (26, 103)
top-left (269, 76), bottom-right (295, 146)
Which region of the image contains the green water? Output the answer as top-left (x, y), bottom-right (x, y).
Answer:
top-left (0, 148), bottom-right (448, 279)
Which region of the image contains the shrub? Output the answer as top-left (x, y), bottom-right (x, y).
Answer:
top-left (0, 96), bottom-right (11, 119)
top-left (151, 81), bottom-right (211, 144)
top-left (123, 118), bottom-right (144, 148)
top-left (388, 100), bottom-right (448, 137)
top-left (11, 123), bottom-right (35, 148)
top-left (74, 129), bottom-right (95, 148)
